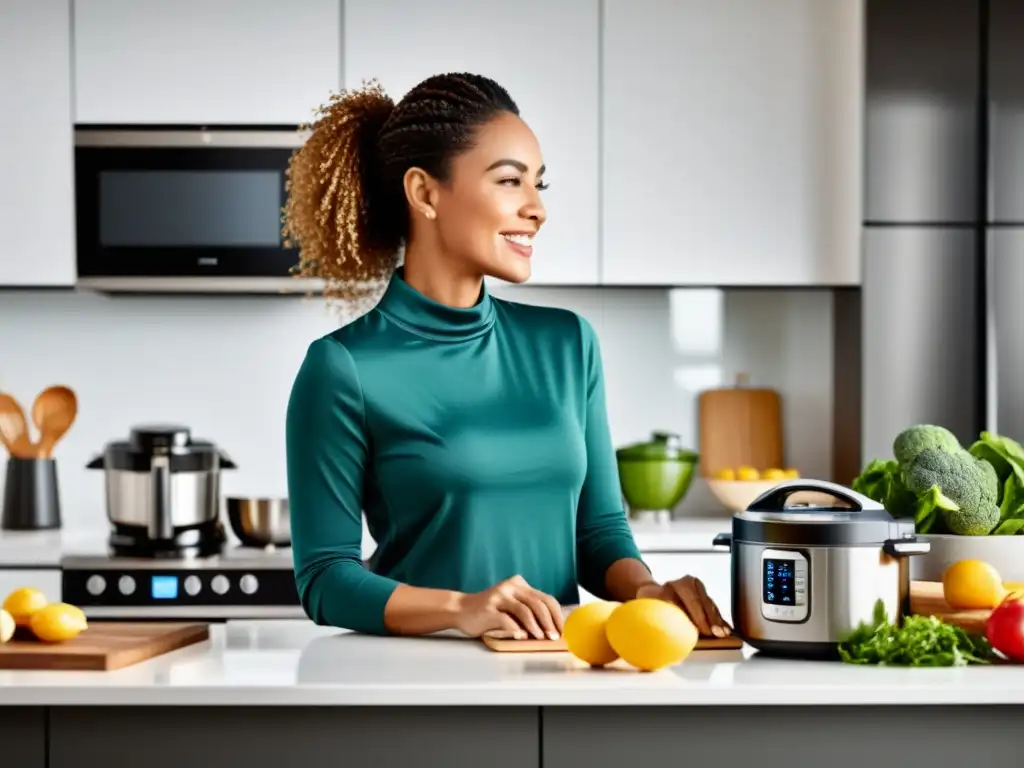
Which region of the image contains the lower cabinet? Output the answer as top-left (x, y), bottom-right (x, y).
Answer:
top-left (0, 708), bottom-right (45, 768)
top-left (46, 706), bottom-right (538, 768)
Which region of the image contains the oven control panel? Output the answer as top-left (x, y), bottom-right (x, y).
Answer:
top-left (61, 557), bottom-right (303, 619)
top-left (759, 548), bottom-right (809, 622)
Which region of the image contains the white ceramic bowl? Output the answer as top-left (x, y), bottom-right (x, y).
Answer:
top-left (911, 534), bottom-right (1024, 583)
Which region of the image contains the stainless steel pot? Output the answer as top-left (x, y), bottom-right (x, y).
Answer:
top-left (226, 497), bottom-right (290, 548)
top-left (712, 479), bottom-right (930, 658)
top-left (87, 424), bottom-right (236, 541)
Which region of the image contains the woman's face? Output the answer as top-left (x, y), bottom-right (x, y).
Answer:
top-left (431, 112), bottom-right (548, 284)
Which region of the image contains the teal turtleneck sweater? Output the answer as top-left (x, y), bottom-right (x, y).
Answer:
top-left (285, 269), bottom-right (645, 635)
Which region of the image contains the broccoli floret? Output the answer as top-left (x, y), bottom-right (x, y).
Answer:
top-left (905, 447), bottom-right (999, 535)
top-left (893, 424), bottom-right (962, 469)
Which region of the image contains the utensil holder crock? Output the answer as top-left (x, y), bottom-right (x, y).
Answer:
top-left (1, 457), bottom-right (62, 530)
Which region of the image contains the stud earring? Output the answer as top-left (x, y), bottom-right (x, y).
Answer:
top-left (425, 209), bottom-right (436, 220)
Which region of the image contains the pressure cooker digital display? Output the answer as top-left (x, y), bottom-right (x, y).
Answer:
top-left (760, 549), bottom-right (809, 622)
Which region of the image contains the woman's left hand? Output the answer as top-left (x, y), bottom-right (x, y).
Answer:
top-left (636, 576), bottom-right (732, 638)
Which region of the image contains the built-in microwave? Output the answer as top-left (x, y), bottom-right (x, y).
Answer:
top-left (74, 125), bottom-right (321, 293)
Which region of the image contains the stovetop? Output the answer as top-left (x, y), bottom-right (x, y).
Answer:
top-left (61, 544), bottom-right (294, 570)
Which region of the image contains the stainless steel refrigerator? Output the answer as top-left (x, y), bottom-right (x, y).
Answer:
top-left (861, 0), bottom-right (1024, 462)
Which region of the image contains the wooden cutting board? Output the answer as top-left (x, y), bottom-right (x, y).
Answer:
top-left (482, 633), bottom-right (743, 653)
top-left (0, 622), bottom-right (210, 671)
top-left (698, 374), bottom-right (783, 477)
top-left (909, 581), bottom-right (992, 634)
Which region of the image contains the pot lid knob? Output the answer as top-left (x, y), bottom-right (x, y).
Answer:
top-left (129, 424), bottom-right (192, 454)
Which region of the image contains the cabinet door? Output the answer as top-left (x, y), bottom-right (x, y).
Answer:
top-left (861, 228), bottom-right (980, 463)
top-left (865, 0), bottom-right (979, 223)
top-left (343, 0), bottom-right (600, 286)
top-left (0, 0), bottom-right (76, 287)
top-left (577, 553), bottom-right (732, 624)
top-left (602, 0), bottom-right (862, 286)
top-left (73, 0), bottom-right (341, 125)
top-left (0, 569), bottom-right (63, 603)
top-left (988, 230), bottom-right (1024, 438)
top-left (989, 0), bottom-right (1024, 223)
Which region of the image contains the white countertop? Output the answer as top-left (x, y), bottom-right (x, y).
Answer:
top-left (0, 516), bottom-right (731, 568)
top-left (1, 619), bottom-right (1023, 706)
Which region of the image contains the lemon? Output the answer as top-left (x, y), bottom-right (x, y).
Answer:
top-left (3, 587), bottom-right (49, 627)
top-left (605, 598), bottom-right (699, 672)
top-left (942, 559), bottom-right (1006, 610)
top-left (0, 609), bottom-right (14, 644)
top-left (762, 468), bottom-right (787, 480)
top-left (783, 468), bottom-right (800, 479)
top-left (736, 466), bottom-right (760, 481)
top-left (715, 468), bottom-right (736, 480)
top-left (29, 602), bottom-right (88, 643)
top-left (563, 601), bottom-right (620, 667)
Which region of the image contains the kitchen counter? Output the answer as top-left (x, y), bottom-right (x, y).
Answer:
top-left (0, 618), bottom-right (1022, 707)
top-left (0, 516), bottom-right (731, 567)
top-left (2, 620), bottom-right (1021, 768)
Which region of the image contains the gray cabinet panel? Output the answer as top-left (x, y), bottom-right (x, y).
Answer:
top-left (865, 0), bottom-right (979, 223)
top-left (0, 707), bottom-right (45, 768)
top-left (543, 706), bottom-right (1024, 768)
top-left (49, 706), bottom-right (538, 768)
top-left (988, 230), bottom-right (1024, 438)
top-left (861, 228), bottom-right (980, 463)
top-left (989, 0), bottom-right (1024, 222)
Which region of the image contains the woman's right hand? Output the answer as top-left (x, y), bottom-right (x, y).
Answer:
top-left (453, 574), bottom-right (564, 641)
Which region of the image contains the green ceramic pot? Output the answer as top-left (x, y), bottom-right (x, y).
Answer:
top-left (616, 432), bottom-right (699, 514)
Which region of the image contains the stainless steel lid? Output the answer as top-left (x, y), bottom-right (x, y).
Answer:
top-left (732, 479), bottom-right (917, 546)
top-left (86, 424), bottom-right (237, 473)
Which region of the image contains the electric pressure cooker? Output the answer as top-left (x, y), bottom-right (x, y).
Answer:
top-left (712, 479), bottom-right (930, 658)
top-left (87, 424), bottom-right (236, 558)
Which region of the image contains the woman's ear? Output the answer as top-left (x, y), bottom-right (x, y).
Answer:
top-left (403, 167), bottom-right (440, 221)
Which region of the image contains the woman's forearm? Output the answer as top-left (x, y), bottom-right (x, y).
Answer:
top-left (603, 557), bottom-right (658, 602)
top-left (382, 583), bottom-right (465, 635)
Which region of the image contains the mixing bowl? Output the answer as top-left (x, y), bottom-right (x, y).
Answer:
top-left (226, 496), bottom-right (291, 547)
top-left (615, 432), bottom-right (698, 516)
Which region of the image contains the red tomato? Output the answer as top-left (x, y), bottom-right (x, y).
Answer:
top-left (986, 593), bottom-right (1024, 662)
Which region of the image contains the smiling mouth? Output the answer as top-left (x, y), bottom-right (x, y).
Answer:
top-left (501, 233), bottom-right (534, 247)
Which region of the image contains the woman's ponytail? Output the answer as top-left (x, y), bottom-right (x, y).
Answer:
top-left (282, 79), bottom-right (401, 307)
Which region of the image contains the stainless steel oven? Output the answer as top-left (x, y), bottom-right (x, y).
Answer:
top-left (73, 125), bottom-right (319, 294)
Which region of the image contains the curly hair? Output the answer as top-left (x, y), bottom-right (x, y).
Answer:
top-left (281, 73), bottom-right (519, 308)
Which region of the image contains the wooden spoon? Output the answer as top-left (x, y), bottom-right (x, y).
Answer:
top-left (31, 386), bottom-right (78, 459)
top-left (0, 393), bottom-right (35, 459)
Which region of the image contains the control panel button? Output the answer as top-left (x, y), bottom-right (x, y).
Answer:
top-left (118, 575), bottom-right (136, 596)
top-left (239, 574), bottom-right (259, 595)
top-left (86, 574), bottom-right (106, 596)
top-left (184, 575), bottom-right (202, 596)
top-left (211, 575), bottom-right (230, 595)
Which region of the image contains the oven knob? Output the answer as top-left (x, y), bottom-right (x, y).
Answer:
top-left (86, 574), bottom-right (106, 596)
top-left (211, 575), bottom-right (230, 595)
top-left (118, 575), bottom-right (136, 596)
top-left (239, 574), bottom-right (259, 595)
top-left (184, 575), bottom-right (202, 596)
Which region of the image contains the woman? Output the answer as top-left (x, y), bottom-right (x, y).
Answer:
top-left (283, 72), bottom-right (730, 642)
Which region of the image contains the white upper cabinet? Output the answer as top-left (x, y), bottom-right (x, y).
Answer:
top-left (0, 0), bottom-right (76, 287)
top-left (343, 0), bottom-right (600, 285)
top-left (602, 0), bottom-right (864, 286)
top-left (73, 0), bottom-right (341, 125)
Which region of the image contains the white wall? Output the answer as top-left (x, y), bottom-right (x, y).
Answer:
top-left (0, 285), bottom-right (833, 530)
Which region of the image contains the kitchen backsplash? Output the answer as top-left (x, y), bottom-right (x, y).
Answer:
top-left (0, 285), bottom-right (834, 530)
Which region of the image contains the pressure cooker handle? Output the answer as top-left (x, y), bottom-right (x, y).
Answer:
top-left (748, 479), bottom-right (880, 512)
top-left (712, 533), bottom-right (732, 551)
top-left (150, 455), bottom-right (174, 541)
top-left (883, 537), bottom-right (930, 557)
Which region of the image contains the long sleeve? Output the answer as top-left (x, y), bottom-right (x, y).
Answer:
top-left (286, 336), bottom-right (400, 635)
top-left (574, 317), bottom-right (647, 599)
